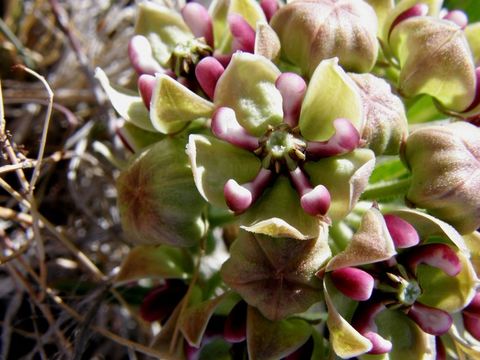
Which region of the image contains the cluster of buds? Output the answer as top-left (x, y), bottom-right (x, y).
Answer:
top-left (98, 0), bottom-right (480, 359)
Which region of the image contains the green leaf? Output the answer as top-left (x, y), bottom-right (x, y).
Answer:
top-left (115, 245), bottom-right (194, 283)
top-left (214, 52), bottom-right (283, 136)
top-left (95, 68), bottom-right (156, 132)
top-left (369, 158), bottom-right (408, 184)
top-left (240, 177), bottom-right (322, 240)
top-left (299, 58), bottom-right (363, 141)
top-left (150, 74), bottom-right (214, 134)
top-left (246, 306), bottom-right (312, 360)
top-left (326, 207), bottom-right (396, 271)
top-left (135, 2), bottom-right (193, 66)
top-left (305, 149), bottom-right (376, 221)
top-left (405, 95), bottom-right (445, 124)
top-left (187, 134), bottom-right (261, 209)
top-left (221, 230), bottom-right (330, 321)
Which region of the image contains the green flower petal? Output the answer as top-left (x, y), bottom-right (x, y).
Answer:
top-left (150, 74), bottom-right (214, 134)
top-left (324, 277), bottom-right (373, 358)
top-left (135, 1), bottom-right (193, 66)
top-left (247, 306), bottom-right (312, 360)
top-left (210, 0), bottom-right (266, 53)
top-left (417, 251), bottom-right (479, 313)
top-left (305, 149), bottom-right (375, 221)
top-left (299, 58), bottom-right (363, 141)
top-left (326, 207), bottom-right (396, 271)
top-left (214, 52), bottom-right (283, 136)
top-left (359, 309), bottom-right (436, 360)
top-left (465, 22), bottom-right (480, 66)
top-left (187, 134), bottom-right (260, 209)
top-left (95, 68), bottom-right (156, 132)
top-left (241, 177), bottom-right (322, 240)
top-left (390, 17), bottom-right (476, 111)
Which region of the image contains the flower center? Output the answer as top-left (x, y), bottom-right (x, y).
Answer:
top-left (256, 124), bottom-right (306, 173)
top-left (382, 269), bottom-right (422, 308)
top-left (169, 38), bottom-right (212, 77)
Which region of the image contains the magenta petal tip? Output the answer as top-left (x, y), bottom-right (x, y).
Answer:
top-left (442, 10), bottom-right (468, 29)
top-left (384, 214), bottom-right (420, 248)
top-left (405, 243), bottom-right (461, 276)
top-left (330, 267), bottom-right (374, 301)
top-left (224, 179), bottom-right (253, 213)
top-left (260, 0), bottom-right (279, 21)
top-left (463, 312), bottom-right (480, 341)
top-left (407, 302), bottom-right (452, 336)
top-left (300, 185), bottom-right (331, 216)
top-left (138, 74), bottom-right (156, 110)
top-left (228, 13), bottom-right (256, 53)
top-left (196, 56), bottom-right (224, 99)
top-left (275, 72), bottom-right (307, 128)
top-left (181, 2), bottom-right (214, 46)
top-left (128, 35), bottom-right (163, 75)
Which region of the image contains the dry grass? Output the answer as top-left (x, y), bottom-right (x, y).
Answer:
top-left (0, 0), bottom-right (165, 358)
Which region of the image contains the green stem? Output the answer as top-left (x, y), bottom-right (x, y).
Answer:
top-left (361, 177), bottom-right (412, 201)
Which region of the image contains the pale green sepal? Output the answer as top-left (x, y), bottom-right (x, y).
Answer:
top-left (210, 0), bottom-right (266, 54)
top-left (380, 0), bottom-right (443, 44)
top-left (135, 1), bottom-right (193, 66)
top-left (365, 0), bottom-right (394, 36)
top-left (324, 278), bottom-right (373, 358)
top-left (299, 58), bottom-right (363, 141)
top-left (305, 149), bottom-right (375, 221)
top-left (150, 74), bottom-right (214, 134)
top-left (417, 250), bottom-right (479, 313)
top-left (187, 134), bottom-right (261, 209)
top-left (214, 52), bottom-right (283, 136)
top-left (465, 22), bottom-right (480, 66)
top-left (390, 17), bottom-right (476, 111)
top-left (359, 310), bottom-right (436, 360)
top-left (326, 207), bottom-right (396, 271)
top-left (95, 68), bottom-right (156, 132)
top-left (247, 306), bottom-right (312, 360)
top-left (241, 177), bottom-right (321, 240)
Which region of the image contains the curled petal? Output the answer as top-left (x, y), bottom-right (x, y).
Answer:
top-left (229, 14), bottom-right (256, 53)
top-left (306, 118), bottom-right (360, 158)
top-left (181, 3), bottom-right (213, 46)
top-left (389, 4), bottom-right (429, 38)
top-left (383, 214), bottom-right (420, 249)
top-left (275, 72), bottom-right (307, 128)
top-left (260, 0), bottom-right (279, 21)
top-left (224, 301), bottom-right (247, 343)
top-left (463, 312), bottom-right (480, 341)
top-left (289, 167), bottom-right (330, 216)
top-left (138, 74), bottom-right (156, 110)
top-left (407, 302), bottom-right (452, 336)
top-left (128, 35), bottom-right (163, 75)
top-left (224, 168), bottom-right (273, 213)
top-left (442, 10), bottom-right (468, 29)
top-left (330, 267), bottom-right (374, 301)
top-left (352, 301), bottom-right (392, 355)
top-left (195, 56), bottom-right (225, 99)
top-left (211, 107), bottom-right (259, 151)
top-left (405, 243), bottom-right (461, 276)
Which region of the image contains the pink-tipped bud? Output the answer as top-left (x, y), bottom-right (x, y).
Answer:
top-left (224, 179), bottom-right (253, 213)
top-left (260, 0), bottom-right (279, 21)
top-left (128, 35), bottom-right (163, 75)
top-left (405, 243), bottom-right (461, 276)
top-left (228, 14), bottom-right (256, 53)
top-left (463, 312), bottom-right (480, 341)
top-left (138, 74), bottom-right (156, 110)
top-left (300, 185), bottom-right (331, 216)
top-left (306, 118), bottom-right (360, 158)
top-left (383, 214), bottom-right (420, 249)
top-left (442, 10), bottom-right (468, 29)
top-left (224, 301), bottom-right (247, 343)
top-left (407, 302), bottom-right (452, 336)
top-left (330, 267), bottom-right (374, 301)
top-left (352, 301), bottom-right (392, 355)
top-left (211, 107), bottom-right (259, 151)
top-left (181, 3), bottom-right (214, 47)
top-left (275, 72), bottom-right (307, 128)
top-left (389, 4), bottom-right (429, 38)
top-left (195, 56), bottom-right (225, 99)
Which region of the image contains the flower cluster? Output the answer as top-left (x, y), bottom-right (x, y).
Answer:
top-left (98, 0), bottom-right (480, 359)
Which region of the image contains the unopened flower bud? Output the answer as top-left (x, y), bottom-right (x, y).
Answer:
top-left (270, 0), bottom-right (379, 77)
top-left (403, 122), bottom-right (480, 233)
top-left (117, 138), bottom-right (207, 247)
